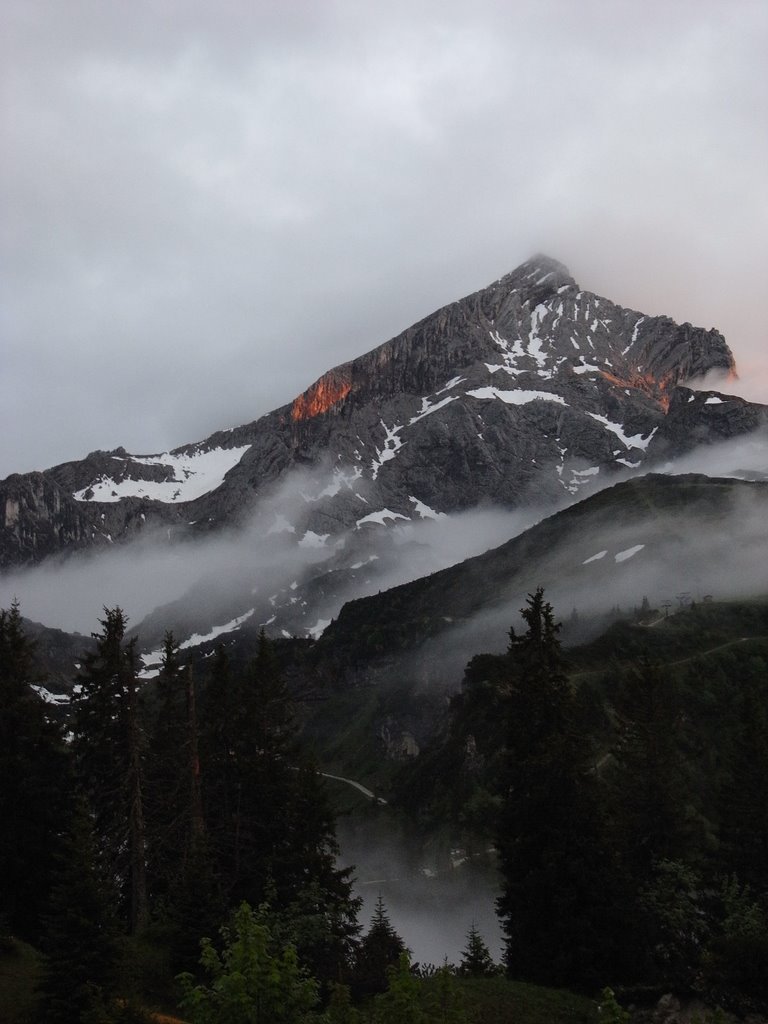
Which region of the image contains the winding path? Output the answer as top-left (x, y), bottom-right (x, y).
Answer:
top-left (318, 771), bottom-right (388, 804)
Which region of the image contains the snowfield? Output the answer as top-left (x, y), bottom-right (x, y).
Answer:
top-left (466, 387), bottom-right (567, 407)
top-left (73, 445), bottom-right (251, 503)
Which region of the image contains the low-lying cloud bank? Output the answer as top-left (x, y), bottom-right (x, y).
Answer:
top-left (1, 432), bottom-right (766, 645)
top-left (0, 464), bottom-right (541, 637)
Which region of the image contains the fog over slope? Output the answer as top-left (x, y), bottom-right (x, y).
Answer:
top-left (2, 432), bottom-right (765, 649)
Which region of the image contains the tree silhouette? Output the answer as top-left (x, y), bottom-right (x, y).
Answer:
top-left (497, 589), bottom-right (617, 988)
top-left (0, 602), bottom-right (70, 941)
top-left (351, 895), bottom-right (406, 999)
top-left (73, 607), bottom-right (148, 933)
top-left (38, 796), bottom-right (119, 1024)
top-left (459, 923), bottom-right (496, 977)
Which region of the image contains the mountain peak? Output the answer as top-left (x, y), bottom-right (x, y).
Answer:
top-left (498, 254), bottom-right (576, 293)
top-left (2, 257), bottom-right (761, 589)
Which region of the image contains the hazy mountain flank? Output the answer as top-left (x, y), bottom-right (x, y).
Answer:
top-left (1, 256), bottom-right (766, 660)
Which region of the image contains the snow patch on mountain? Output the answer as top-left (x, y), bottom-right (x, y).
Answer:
top-left (315, 466), bottom-right (364, 499)
top-left (409, 394), bottom-right (460, 425)
top-left (615, 544), bottom-right (645, 563)
top-left (31, 685), bottom-right (70, 705)
top-left (583, 550), bottom-right (608, 564)
top-left (74, 446), bottom-right (251, 504)
top-left (356, 508), bottom-right (410, 528)
top-left (299, 531), bottom-right (330, 548)
top-left (308, 618), bottom-right (331, 640)
top-left (467, 387), bottom-right (567, 407)
top-left (488, 329), bottom-right (526, 376)
top-left (371, 422), bottom-right (405, 480)
top-left (138, 608), bottom-right (255, 679)
top-left (410, 497), bottom-right (446, 520)
top-left (587, 414), bottom-right (656, 450)
top-left (526, 304), bottom-right (549, 368)
top-left (349, 554), bottom-right (380, 570)
top-left (574, 362), bottom-right (600, 375)
top-left (436, 376), bottom-right (466, 395)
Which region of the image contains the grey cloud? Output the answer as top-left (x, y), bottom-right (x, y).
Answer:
top-left (2, 0), bottom-right (767, 477)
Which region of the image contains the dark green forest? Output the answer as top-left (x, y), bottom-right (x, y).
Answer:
top-left (1, 592), bottom-right (768, 1023)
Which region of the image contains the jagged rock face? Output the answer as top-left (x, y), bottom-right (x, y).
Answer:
top-left (0, 472), bottom-right (112, 569)
top-left (1, 255), bottom-right (763, 575)
top-left (647, 386), bottom-right (768, 459)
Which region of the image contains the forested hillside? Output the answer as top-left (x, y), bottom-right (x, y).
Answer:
top-left (2, 590), bottom-right (768, 1021)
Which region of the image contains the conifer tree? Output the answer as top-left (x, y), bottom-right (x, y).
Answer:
top-left (607, 658), bottom-right (693, 878)
top-left (424, 961), bottom-right (465, 1024)
top-left (199, 643), bottom-right (237, 871)
top-left (200, 632), bottom-right (360, 986)
top-left (38, 795), bottom-right (119, 1024)
top-left (458, 923), bottom-right (496, 977)
top-left (268, 763), bottom-right (361, 982)
top-left (0, 602), bottom-right (70, 941)
top-left (145, 632), bottom-right (191, 901)
top-left (201, 630), bottom-right (297, 903)
top-left (73, 607), bottom-right (149, 934)
top-left (145, 633), bottom-right (222, 970)
top-left (719, 675), bottom-right (768, 894)
top-left (351, 895), bottom-right (407, 1000)
top-left (602, 657), bottom-right (706, 980)
top-left (496, 589), bottom-right (616, 989)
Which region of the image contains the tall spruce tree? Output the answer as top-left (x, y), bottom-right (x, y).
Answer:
top-left (264, 763), bottom-right (361, 987)
top-left (606, 658), bottom-right (693, 877)
top-left (146, 632), bottom-right (222, 972)
top-left (145, 632), bottom-right (191, 902)
top-left (0, 602), bottom-right (71, 941)
top-left (603, 657), bottom-right (704, 981)
top-left (351, 895), bottom-right (406, 1000)
top-left (73, 607), bottom-right (149, 934)
top-left (719, 674), bottom-right (768, 894)
top-left (496, 589), bottom-right (616, 989)
top-left (200, 631), bottom-right (359, 986)
top-left (37, 795), bottom-right (119, 1024)
top-left (459, 923), bottom-right (496, 977)
top-left (201, 630), bottom-right (296, 903)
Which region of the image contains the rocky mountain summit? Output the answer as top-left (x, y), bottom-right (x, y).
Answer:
top-left (2, 255), bottom-right (762, 577)
top-left (4, 256), bottom-right (767, 655)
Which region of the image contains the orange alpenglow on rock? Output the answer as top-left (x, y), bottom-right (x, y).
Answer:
top-left (600, 369), bottom-right (675, 410)
top-left (291, 373), bottom-right (352, 421)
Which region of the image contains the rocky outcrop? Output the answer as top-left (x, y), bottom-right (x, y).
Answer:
top-left (648, 387), bottom-right (768, 460)
top-left (0, 472), bottom-right (109, 569)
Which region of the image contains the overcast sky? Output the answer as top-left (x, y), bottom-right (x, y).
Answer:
top-left (2, 0), bottom-right (767, 479)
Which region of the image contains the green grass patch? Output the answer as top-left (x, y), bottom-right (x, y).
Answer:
top-left (448, 975), bottom-right (597, 1024)
top-left (354, 973), bottom-right (598, 1023)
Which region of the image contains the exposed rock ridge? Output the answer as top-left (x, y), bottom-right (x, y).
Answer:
top-left (0, 472), bottom-right (112, 569)
top-left (0, 256), bottom-right (758, 572)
